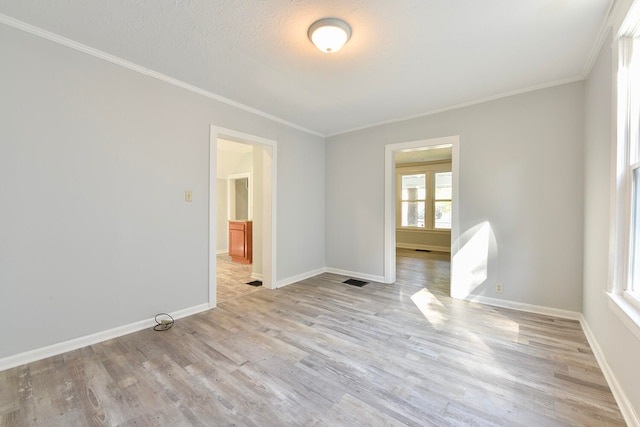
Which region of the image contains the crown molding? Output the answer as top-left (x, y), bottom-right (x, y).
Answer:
top-left (0, 13), bottom-right (324, 138)
top-left (327, 76), bottom-right (583, 138)
top-left (582, 0), bottom-right (616, 79)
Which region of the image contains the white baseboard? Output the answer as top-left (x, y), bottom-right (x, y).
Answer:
top-left (464, 294), bottom-right (582, 320)
top-left (0, 303), bottom-right (210, 372)
top-left (276, 268), bottom-right (327, 289)
top-left (216, 249), bottom-right (228, 255)
top-left (580, 315), bottom-right (640, 427)
top-left (396, 243), bottom-right (451, 253)
top-left (251, 272), bottom-right (264, 281)
top-left (324, 267), bottom-right (385, 284)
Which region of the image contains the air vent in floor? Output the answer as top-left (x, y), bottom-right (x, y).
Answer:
top-left (343, 278), bottom-right (368, 287)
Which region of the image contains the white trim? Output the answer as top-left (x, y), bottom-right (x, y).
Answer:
top-left (384, 145), bottom-right (398, 284)
top-left (464, 295), bottom-right (582, 320)
top-left (608, 292), bottom-right (640, 341)
top-left (625, 289), bottom-right (640, 311)
top-left (611, 0), bottom-right (639, 35)
top-left (325, 267), bottom-right (385, 284)
top-left (0, 303), bottom-right (209, 372)
top-left (0, 14), bottom-right (322, 138)
top-left (609, 34), bottom-right (640, 308)
top-left (449, 291), bottom-right (640, 426)
top-left (328, 78), bottom-right (582, 137)
top-left (618, 0), bottom-right (640, 37)
top-left (396, 243), bottom-right (451, 253)
top-left (396, 227), bottom-right (451, 234)
top-left (384, 136), bottom-right (460, 287)
top-left (581, 312), bottom-right (640, 427)
top-left (608, 39), bottom-right (623, 294)
top-left (0, 13), bottom-right (606, 141)
top-left (582, 0), bottom-right (616, 78)
top-left (276, 268), bottom-right (327, 288)
top-left (209, 126), bottom-right (277, 310)
top-left (209, 135), bottom-right (218, 308)
top-left (216, 249), bottom-right (228, 255)
top-left (251, 272), bottom-right (264, 281)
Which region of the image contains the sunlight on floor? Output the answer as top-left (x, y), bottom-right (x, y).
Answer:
top-left (411, 286), bottom-right (522, 358)
top-left (410, 287), bottom-right (446, 327)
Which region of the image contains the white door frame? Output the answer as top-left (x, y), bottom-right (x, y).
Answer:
top-left (209, 125), bottom-right (277, 308)
top-left (384, 136), bottom-right (460, 296)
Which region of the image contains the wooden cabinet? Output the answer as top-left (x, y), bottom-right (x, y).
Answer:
top-left (229, 220), bottom-right (252, 264)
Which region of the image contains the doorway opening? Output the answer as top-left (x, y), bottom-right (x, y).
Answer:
top-left (384, 136), bottom-right (460, 298)
top-left (209, 126), bottom-right (277, 308)
top-left (228, 173), bottom-right (251, 222)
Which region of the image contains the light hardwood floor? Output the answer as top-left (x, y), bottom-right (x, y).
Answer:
top-left (216, 254), bottom-right (263, 304)
top-left (0, 251), bottom-right (625, 426)
top-left (395, 248), bottom-right (451, 295)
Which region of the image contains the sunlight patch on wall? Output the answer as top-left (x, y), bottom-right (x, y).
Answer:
top-left (451, 221), bottom-right (495, 299)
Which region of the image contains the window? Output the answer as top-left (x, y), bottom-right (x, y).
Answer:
top-left (434, 172), bottom-right (452, 229)
top-left (401, 174), bottom-right (426, 227)
top-left (622, 36), bottom-right (640, 306)
top-left (631, 166), bottom-right (640, 299)
top-left (609, 10), bottom-right (640, 334)
top-left (397, 164), bottom-right (452, 231)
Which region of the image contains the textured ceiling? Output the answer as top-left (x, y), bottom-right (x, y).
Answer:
top-left (0, 0), bottom-right (611, 136)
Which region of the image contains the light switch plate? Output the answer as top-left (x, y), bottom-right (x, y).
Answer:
top-left (185, 190), bottom-right (193, 202)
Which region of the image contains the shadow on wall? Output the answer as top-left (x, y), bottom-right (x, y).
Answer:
top-left (451, 221), bottom-right (497, 299)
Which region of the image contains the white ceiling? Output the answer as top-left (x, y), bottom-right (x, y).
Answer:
top-left (0, 0), bottom-right (612, 136)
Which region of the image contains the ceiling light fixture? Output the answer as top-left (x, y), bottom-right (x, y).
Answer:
top-left (308, 18), bottom-right (352, 53)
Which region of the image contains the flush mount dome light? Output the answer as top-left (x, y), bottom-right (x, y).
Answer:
top-left (308, 18), bottom-right (352, 53)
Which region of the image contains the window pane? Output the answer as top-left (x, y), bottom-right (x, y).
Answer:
top-left (401, 201), bottom-right (425, 227)
top-left (435, 172), bottom-right (452, 200)
top-left (434, 201), bottom-right (451, 229)
top-left (631, 168), bottom-right (640, 291)
top-left (401, 174), bottom-right (426, 200)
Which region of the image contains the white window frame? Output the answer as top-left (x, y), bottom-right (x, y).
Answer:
top-left (608, 2), bottom-right (640, 339)
top-left (433, 171), bottom-right (453, 230)
top-left (398, 172), bottom-right (428, 228)
top-left (396, 162), bottom-right (452, 232)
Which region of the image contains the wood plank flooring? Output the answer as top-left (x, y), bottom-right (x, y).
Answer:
top-left (216, 254), bottom-right (263, 304)
top-left (0, 251), bottom-right (625, 426)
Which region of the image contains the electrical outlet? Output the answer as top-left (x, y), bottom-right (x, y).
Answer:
top-left (496, 283), bottom-right (503, 294)
top-left (185, 190), bottom-right (193, 202)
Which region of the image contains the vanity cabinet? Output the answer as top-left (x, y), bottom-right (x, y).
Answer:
top-left (229, 220), bottom-right (252, 264)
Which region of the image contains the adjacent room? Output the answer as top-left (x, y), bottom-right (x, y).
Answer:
top-left (1, 0), bottom-right (640, 425)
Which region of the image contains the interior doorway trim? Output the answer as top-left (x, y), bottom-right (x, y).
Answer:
top-left (209, 125), bottom-right (277, 308)
top-left (384, 136), bottom-right (460, 295)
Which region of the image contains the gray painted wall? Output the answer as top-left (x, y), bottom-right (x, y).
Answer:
top-left (583, 31), bottom-right (640, 415)
top-left (326, 82), bottom-right (585, 311)
top-left (0, 24), bottom-right (325, 358)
